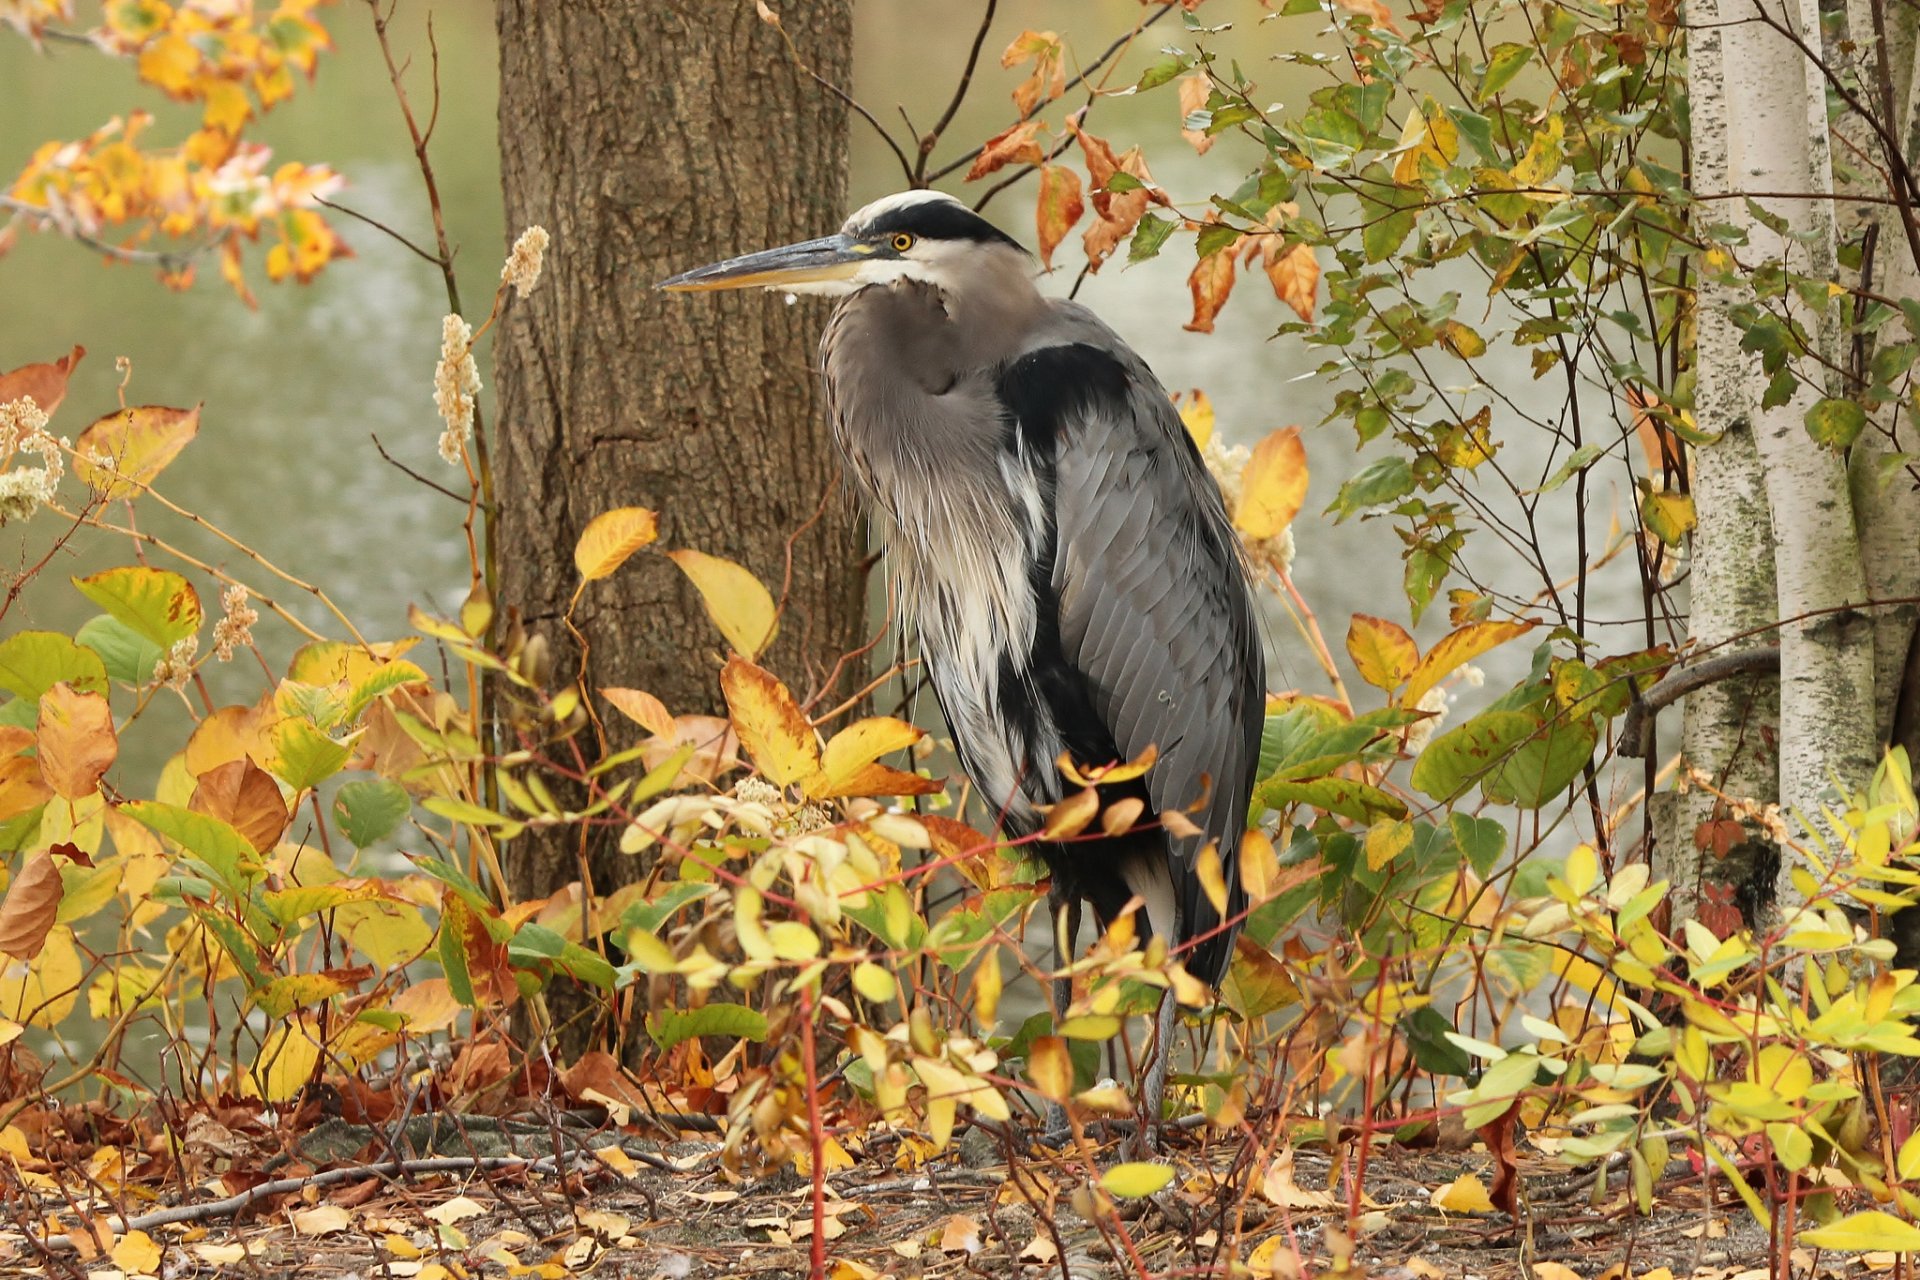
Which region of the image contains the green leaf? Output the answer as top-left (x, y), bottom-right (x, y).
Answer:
top-left (71, 567), bottom-right (201, 649)
top-left (332, 779), bottom-right (411, 847)
top-left (1409, 710), bottom-right (1534, 802)
top-left (269, 719), bottom-right (354, 791)
top-left (0, 631), bottom-right (108, 700)
top-left (1402, 1005), bottom-right (1472, 1076)
top-left (121, 800), bottom-right (260, 898)
top-left (1804, 396), bottom-right (1867, 448)
top-left (1449, 812), bottom-right (1507, 878)
top-left (647, 1002), bottom-right (770, 1051)
top-left (1256, 775), bottom-right (1406, 823)
top-left (1128, 214), bottom-right (1177, 264)
top-left (1798, 1211), bottom-right (1920, 1252)
top-left (1196, 223), bottom-right (1242, 259)
top-left (74, 615), bottom-right (163, 686)
top-left (1135, 54), bottom-right (1186, 91)
top-left (439, 907), bottom-right (476, 1007)
top-left (1328, 457), bottom-right (1413, 519)
top-left (193, 909), bottom-right (266, 989)
top-left (1535, 443), bottom-right (1603, 494)
top-left (1482, 714), bottom-right (1597, 809)
top-left (1479, 43), bottom-right (1532, 99)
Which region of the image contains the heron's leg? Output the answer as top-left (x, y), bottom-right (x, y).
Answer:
top-left (1042, 889), bottom-right (1080, 1140)
top-left (1132, 988), bottom-right (1177, 1156)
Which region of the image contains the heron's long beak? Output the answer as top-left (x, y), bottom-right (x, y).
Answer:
top-left (657, 233), bottom-right (871, 292)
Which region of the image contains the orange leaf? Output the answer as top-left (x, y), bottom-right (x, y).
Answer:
top-left (0, 346), bottom-right (84, 419)
top-left (1184, 243), bottom-right (1237, 333)
top-left (1178, 73), bottom-right (1214, 154)
top-left (0, 755), bottom-right (51, 824)
top-left (0, 854), bottom-right (62, 961)
top-left (574, 507), bottom-right (658, 581)
top-left (1346, 614), bottom-right (1419, 692)
top-left (1034, 165), bottom-right (1084, 271)
top-left (718, 657), bottom-right (822, 791)
top-left (1403, 620), bottom-right (1535, 708)
top-left (189, 758), bottom-right (290, 854)
top-left (36, 682), bottom-right (116, 801)
top-left (1071, 123), bottom-right (1164, 270)
top-left (601, 687), bottom-right (675, 737)
top-left (1334, 0), bottom-right (1399, 30)
top-left (1236, 427), bottom-right (1308, 537)
top-left (966, 121), bottom-right (1046, 181)
top-left (72, 404), bottom-right (200, 501)
top-left (1001, 30), bottom-right (1064, 115)
top-left (1263, 242), bottom-right (1320, 323)
top-left (1041, 787), bottom-right (1100, 840)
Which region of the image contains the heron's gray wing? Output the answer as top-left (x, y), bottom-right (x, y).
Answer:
top-left (998, 340), bottom-right (1266, 983)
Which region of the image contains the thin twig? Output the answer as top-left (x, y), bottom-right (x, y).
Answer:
top-left (317, 197), bottom-right (443, 266)
top-left (915, 0), bottom-right (1000, 184)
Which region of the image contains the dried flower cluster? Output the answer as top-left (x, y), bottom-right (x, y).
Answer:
top-left (212, 584), bottom-right (258, 661)
top-left (0, 396), bottom-right (65, 524)
top-left (502, 225), bottom-right (549, 298)
top-left (150, 636), bottom-right (198, 691)
top-left (434, 313), bottom-right (480, 466)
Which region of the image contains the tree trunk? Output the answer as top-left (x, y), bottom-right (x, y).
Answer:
top-left (492, 0), bottom-right (862, 1054)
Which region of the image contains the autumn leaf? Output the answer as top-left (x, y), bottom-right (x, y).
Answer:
top-left (0, 854), bottom-right (63, 960)
top-left (1431, 1172), bottom-right (1496, 1213)
top-left (1235, 427), bottom-right (1309, 537)
top-left (966, 120), bottom-right (1046, 181)
top-left (1263, 242), bottom-right (1320, 323)
top-left (1347, 614), bottom-right (1419, 691)
top-left (72, 404), bottom-right (200, 501)
top-left (1072, 123), bottom-right (1166, 269)
top-left (718, 656), bottom-right (822, 790)
top-left (601, 687), bottom-right (675, 737)
top-left (815, 716), bottom-right (942, 799)
top-left (1035, 164), bottom-right (1084, 270)
top-left (189, 758), bottom-right (290, 853)
top-left (0, 346), bottom-right (84, 418)
top-left (1403, 619), bottom-right (1535, 708)
top-left (1001, 30), bottom-right (1064, 115)
top-left (1392, 99), bottom-right (1460, 184)
top-left (36, 682), bottom-right (116, 800)
top-left (1333, 0), bottom-right (1398, 30)
top-left (667, 549), bottom-right (778, 658)
top-left (1178, 73), bottom-right (1213, 154)
top-left (573, 507), bottom-right (658, 581)
top-left (1185, 242), bottom-right (1237, 333)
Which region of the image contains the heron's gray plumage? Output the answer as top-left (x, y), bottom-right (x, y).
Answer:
top-left (662, 190), bottom-right (1267, 1138)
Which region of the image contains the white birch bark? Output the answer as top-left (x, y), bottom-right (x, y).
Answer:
top-left (1672, 0), bottom-right (1783, 924)
top-left (1721, 0), bottom-right (1878, 907)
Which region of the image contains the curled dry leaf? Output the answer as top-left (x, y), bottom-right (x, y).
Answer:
top-left (1264, 242), bottom-right (1320, 323)
top-left (1185, 242), bottom-right (1239, 334)
top-left (1071, 122), bottom-right (1167, 269)
top-left (189, 757), bottom-right (289, 853)
top-left (1035, 164), bottom-right (1084, 271)
top-left (0, 853), bottom-right (64, 960)
top-left (0, 346), bottom-right (84, 417)
top-left (1001, 30), bottom-right (1064, 115)
top-left (966, 120), bottom-right (1046, 181)
top-left (36, 681), bottom-right (116, 800)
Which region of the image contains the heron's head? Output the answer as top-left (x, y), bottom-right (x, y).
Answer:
top-left (659, 190), bottom-right (1031, 298)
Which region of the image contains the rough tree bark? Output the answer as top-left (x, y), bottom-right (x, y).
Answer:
top-left (492, 0), bottom-right (862, 1054)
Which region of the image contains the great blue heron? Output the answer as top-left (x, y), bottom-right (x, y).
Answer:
top-left (663, 190), bottom-right (1266, 1143)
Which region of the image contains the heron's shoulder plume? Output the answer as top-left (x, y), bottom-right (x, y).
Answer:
top-left (844, 190), bottom-right (1026, 254)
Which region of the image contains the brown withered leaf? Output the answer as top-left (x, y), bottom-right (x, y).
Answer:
top-left (1034, 164), bottom-right (1084, 270)
top-left (0, 346), bottom-right (84, 419)
top-left (966, 121), bottom-right (1046, 181)
top-left (1263, 241), bottom-right (1320, 323)
top-left (0, 854), bottom-right (63, 960)
top-left (1072, 123), bottom-right (1168, 270)
top-left (1178, 73), bottom-right (1214, 155)
top-left (1185, 244), bottom-right (1239, 333)
top-left (190, 758), bottom-right (290, 854)
top-left (47, 842), bottom-right (91, 868)
top-left (1001, 30), bottom-right (1064, 115)
top-left (1334, 0), bottom-right (1398, 30)
top-left (36, 682), bottom-right (117, 801)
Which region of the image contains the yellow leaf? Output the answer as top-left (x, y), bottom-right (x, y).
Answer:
top-left (1403, 619), bottom-right (1535, 709)
top-left (1392, 99), bottom-right (1460, 184)
top-left (0, 924), bottom-right (79, 1027)
top-left (73, 405), bottom-right (200, 502)
top-left (593, 1145), bottom-right (640, 1178)
top-left (243, 1016), bottom-right (322, 1103)
top-left (112, 1228), bottom-right (162, 1273)
top-left (1431, 1172), bottom-right (1496, 1214)
top-left (1346, 614), bottom-right (1418, 692)
top-left (1236, 427), bottom-right (1308, 538)
top-left (573, 507), bottom-right (658, 581)
top-left (1238, 828), bottom-right (1278, 900)
top-left (424, 1195), bottom-right (489, 1225)
top-left (1800, 1211), bottom-right (1920, 1252)
top-left (1101, 1162), bottom-right (1174, 1198)
top-left (292, 1204), bottom-right (352, 1235)
top-left (600, 687), bottom-right (674, 736)
top-left (1364, 819), bottom-right (1413, 872)
top-left (666, 549), bottom-right (778, 658)
top-left (852, 961), bottom-right (897, 1004)
top-left (816, 716), bottom-right (939, 799)
top-left (1027, 1034), bottom-right (1072, 1102)
top-left (1512, 114), bottom-right (1566, 188)
top-left (1196, 840), bottom-right (1228, 914)
top-left (718, 657), bottom-right (821, 790)
top-left (1261, 1149), bottom-right (1335, 1208)
top-left (1177, 389), bottom-right (1215, 449)
top-left (1041, 787), bottom-right (1100, 840)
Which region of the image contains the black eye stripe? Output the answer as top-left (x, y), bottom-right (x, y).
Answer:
top-left (854, 199), bottom-right (1026, 252)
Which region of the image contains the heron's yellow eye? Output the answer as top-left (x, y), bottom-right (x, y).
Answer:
top-left (890, 233), bottom-right (915, 252)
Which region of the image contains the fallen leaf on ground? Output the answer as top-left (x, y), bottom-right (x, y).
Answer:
top-left (422, 1195), bottom-right (487, 1225)
top-left (1431, 1172), bottom-right (1496, 1213)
